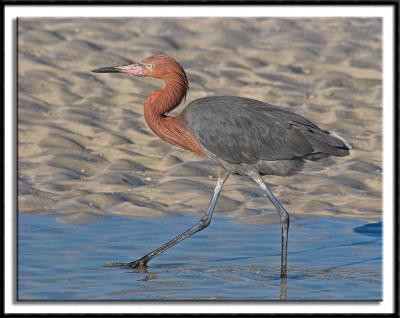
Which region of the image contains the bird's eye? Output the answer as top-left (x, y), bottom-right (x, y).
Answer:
top-left (147, 64), bottom-right (154, 69)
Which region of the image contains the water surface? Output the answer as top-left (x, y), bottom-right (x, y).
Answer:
top-left (18, 214), bottom-right (381, 300)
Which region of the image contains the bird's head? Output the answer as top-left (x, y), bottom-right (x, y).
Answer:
top-left (91, 55), bottom-right (188, 84)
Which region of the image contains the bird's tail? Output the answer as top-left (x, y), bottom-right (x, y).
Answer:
top-left (329, 132), bottom-right (352, 150)
top-left (304, 128), bottom-right (352, 158)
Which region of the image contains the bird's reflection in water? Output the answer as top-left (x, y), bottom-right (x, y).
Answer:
top-left (120, 263), bottom-right (288, 300)
top-left (280, 277), bottom-right (288, 300)
top-left (139, 272), bottom-right (158, 282)
top-left (127, 265), bottom-right (155, 278)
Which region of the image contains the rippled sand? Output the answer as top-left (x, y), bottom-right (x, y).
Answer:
top-left (18, 18), bottom-right (382, 224)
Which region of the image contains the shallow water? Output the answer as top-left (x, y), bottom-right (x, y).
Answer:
top-left (18, 214), bottom-right (381, 300)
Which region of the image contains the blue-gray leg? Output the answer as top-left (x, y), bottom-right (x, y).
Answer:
top-left (105, 170), bottom-right (230, 269)
top-left (253, 176), bottom-right (289, 279)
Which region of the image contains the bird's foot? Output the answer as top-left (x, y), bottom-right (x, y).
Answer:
top-left (103, 262), bottom-right (131, 268)
top-left (103, 258), bottom-right (148, 271)
top-left (127, 258), bottom-right (148, 270)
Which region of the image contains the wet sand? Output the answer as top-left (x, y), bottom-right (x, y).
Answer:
top-left (18, 18), bottom-right (382, 224)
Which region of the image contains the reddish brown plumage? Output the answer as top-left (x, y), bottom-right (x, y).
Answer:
top-left (141, 56), bottom-right (206, 157)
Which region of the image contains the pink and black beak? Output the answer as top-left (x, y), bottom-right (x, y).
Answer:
top-left (91, 62), bottom-right (146, 76)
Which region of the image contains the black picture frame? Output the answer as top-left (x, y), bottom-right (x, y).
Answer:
top-left (3, 0), bottom-right (399, 316)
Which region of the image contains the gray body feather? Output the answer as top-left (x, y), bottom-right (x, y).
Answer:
top-left (183, 96), bottom-right (351, 176)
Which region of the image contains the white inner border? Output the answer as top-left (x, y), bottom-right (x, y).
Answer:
top-left (5, 5), bottom-right (394, 314)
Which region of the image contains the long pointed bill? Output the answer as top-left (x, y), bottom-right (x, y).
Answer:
top-left (91, 63), bottom-right (146, 76)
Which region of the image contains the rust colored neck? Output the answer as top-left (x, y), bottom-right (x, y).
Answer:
top-left (143, 77), bottom-right (205, 157)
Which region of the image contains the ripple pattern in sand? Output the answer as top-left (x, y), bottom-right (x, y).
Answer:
top-left (18, 18), bottom-right (382, 223)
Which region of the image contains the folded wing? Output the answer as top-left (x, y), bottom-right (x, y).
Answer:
top-left (183, 96), bottom-right (350, 164)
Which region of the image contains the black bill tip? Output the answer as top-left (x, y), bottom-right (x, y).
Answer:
top-left (91, 66), bottom-right (123, 73)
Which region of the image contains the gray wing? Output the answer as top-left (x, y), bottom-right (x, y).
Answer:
top-left (183, 96), bottom-right (350, 164)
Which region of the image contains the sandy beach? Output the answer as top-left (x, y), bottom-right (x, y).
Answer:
top-left (18, 17), bottom-right (382, 224)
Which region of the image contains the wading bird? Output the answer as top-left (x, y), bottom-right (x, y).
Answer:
top-left (92, 55), bottom-right (351, 278)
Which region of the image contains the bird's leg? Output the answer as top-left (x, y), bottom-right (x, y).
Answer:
top-left (108, 170), bottom-right (230, 269)
top-left (252, 175), bottom-right (289, 279)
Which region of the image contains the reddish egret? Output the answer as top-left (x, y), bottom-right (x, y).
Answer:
top-left (92, 55), bottom-right (351, 278)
